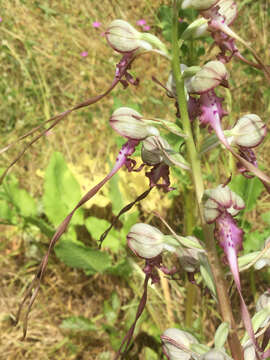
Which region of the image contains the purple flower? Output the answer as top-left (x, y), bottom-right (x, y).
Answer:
top-left (92, 21), bottom-right (101, 28)
top-left (143, 25), bottom-right (150, 31)
top-left (80, 51), bottom-right (88, 57)
top-left (136, 19), bottom-right (146, 26)
top-left (0, 17), bottom-right (2, 23)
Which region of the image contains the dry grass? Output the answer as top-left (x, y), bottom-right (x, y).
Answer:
top-left (1, 0), bottom-right (270, 359)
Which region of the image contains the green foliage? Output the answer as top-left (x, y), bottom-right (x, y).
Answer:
top-left (43, 152), bottom-right (83, 226)
top-left (229, 175), bottom-right (263, 212)
top-left (60, 316), bottom-right (97, 332)
top-left (55, 240), bottom-right (112, 274)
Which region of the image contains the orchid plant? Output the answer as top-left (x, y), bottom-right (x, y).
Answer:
top-left (2, 0), bottom-right (270, 359)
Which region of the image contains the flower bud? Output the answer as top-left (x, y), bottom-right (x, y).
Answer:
top-left (178, 246), bottom-right (205, 272)
top-left (127, 223), bottom-right (164, 259)
top-left (229, 114), bottom-right (266, 148)
top-left (181, 0), bottom-right (218, 10)
top-left (214, 0), bottom-right (238, 26)
top-left (203, 185), bottom-right (245, 223)
top-left (256, 290), bottom-right (270, 313)
top-left (243, 340), bottom-right (256, 360)
top-left (166, 64), bottom-right (189, 97)
top-left (141, 136), bottom-right (167, 165)
top-left (254, 237), bottom-right (270, 270)
top-left (200, 349), bottom-right (232, 360)
top-left (110, 107), bottom-right (160, 140)
top-left (186, 61), bottom-right (228, 94)
top-left (161, 328), bottom-right (199, 360)
top-left (181, 18), bottom-right (209, 40)
top-left (105, 19), bottom-right (152, 53)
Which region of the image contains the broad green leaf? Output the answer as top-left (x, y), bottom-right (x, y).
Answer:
top-left (55, 239), bottom-right (111, 273)
top-left (13, 188), bottom-right (37, 217)
top-left (106, 259), bottom-right (132, 278)
top-left (60, 316), bottom-right (97, 331)
top-left (229, 175), bottom-right (263, 212)
top-left (43, 152), bottom-right (83, 227)
top-left (85, 216), bottom-right (121, 252)
top-left (0, 199), bottom-right (15, 223)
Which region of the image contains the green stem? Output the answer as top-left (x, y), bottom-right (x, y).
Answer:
top-left (184, 188), bottom-right (196, 328)
top-left (171, 2), bottom-right (243, 359)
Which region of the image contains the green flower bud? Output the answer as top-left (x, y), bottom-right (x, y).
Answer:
top-left (181, 18), bottom-right (209, 40)
top-left (105, 20), bottom-right (152, 53)
top-left (110, 107), bottom-right (159, 140)
top-left (181, 0), bottom-right (218, 10)
top-left (229, 114), bottom-right (266, 148)
top-left (127, 223), bottom-right (164, 259)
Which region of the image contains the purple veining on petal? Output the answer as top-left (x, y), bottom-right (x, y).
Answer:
top-left (199, 90), bottom-right (228, 140)
top-left (214, 212), bottom-right (259, 354)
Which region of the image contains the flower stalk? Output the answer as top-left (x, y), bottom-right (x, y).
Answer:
top-left (171, 1), bottom-right (243, 358)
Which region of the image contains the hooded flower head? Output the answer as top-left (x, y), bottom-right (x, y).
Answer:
top-left (181, 0), bottom-right (218, 10)
top-left (228, 114), bottom-right (266, 148)
top-left (110, 107), bottom-right (160, 140)
top-left (161, 328), bottom-right (199, 360)
top-left (127, 223), bottom-right (165, 259)
top-left (105, 19), bottom-right (152, 53)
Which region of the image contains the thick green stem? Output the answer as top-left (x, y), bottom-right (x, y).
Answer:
top-left (171, 2), bottom-right (243, 359)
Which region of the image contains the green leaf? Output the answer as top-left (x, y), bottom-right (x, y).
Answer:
top-left (55, 239), bottom-right (111, 273)
top-left (13, 188), bottom-right (37, 217)
top-left (214, 322), bottom-right (229, 349)
top-left (0, 199), bottom-right (15, 223)
top-left (229, 175), bottom-right (263, 212)
top-left (43, 152), bottom-right (83, 227)
top-left (261, 211), bottom-right (270, 225)
top-left (106, 259), bottom-right (132, 278)
top-left (108, 167), bottom-right (123, 215)
top-left (60, 316), bottom-right (97, 331)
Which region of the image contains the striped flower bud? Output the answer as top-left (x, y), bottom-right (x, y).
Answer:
top-left (203, 185), bottom-right (245, 223)
top-left (181, 0), bottom-right (218, 10)
top-left (127, 223), bottom-right (165, 259)
top-left (256, 291), bottom-right (270, 313)
top-left (229, 114), bottom-right (266, 148)
top-left (186, 61), bottom-right (228, 94)
top-left (161, 328), bottom-right (199, 360)
top-left (243, 341), bottom-right (256, 360)
top-left (105, 20), bottom-right (152, 53)
top-left (141, 136), bottom-right (167, 165)
top-left (110, 107), bottom-right (160, 140)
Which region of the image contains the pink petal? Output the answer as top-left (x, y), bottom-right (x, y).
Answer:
top-left (137, 19), bottom-right (146, 26)
top-left (143, 25), bottom-right (150, 31)
top-left (80, 51), bottom-right (88, 57)
top-left (92, 21), bottom-right (101, 28)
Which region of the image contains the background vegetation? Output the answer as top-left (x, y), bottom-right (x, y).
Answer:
top-left (0, 0), bottom-right (270, 359)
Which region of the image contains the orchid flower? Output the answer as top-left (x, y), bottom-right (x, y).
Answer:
top-left (203, 184), bottom-right (260, 354)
